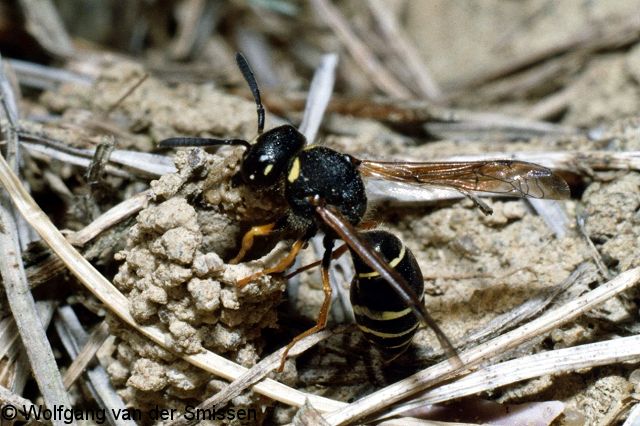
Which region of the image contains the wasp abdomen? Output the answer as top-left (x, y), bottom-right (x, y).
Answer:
top-left (349, 230), bottom-right (424, 357)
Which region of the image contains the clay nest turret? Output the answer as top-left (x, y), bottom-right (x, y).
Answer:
top-left (108, 143), bottom-right (289, 414)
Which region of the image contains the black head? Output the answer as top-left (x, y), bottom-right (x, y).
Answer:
top-left (241, 124), bottom-right (306, 187)
top-left (158, 53), bottom-right (307, 188)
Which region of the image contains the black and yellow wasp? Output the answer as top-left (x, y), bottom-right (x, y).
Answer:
top-left (160, 53), bottom-right (569, 370)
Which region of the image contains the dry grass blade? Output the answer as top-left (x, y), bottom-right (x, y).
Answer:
top-left (82, 149), bottom-right (175, 177)
top-left (0, 384), bottom-right (34, 421)
top-left (622, 402), bottom-right (640, 426)
top-left (8, 58), bottom-right (93, 90)
top-left (104, 74), bottom-right (149, 115)
top-left (0, 202), bottom-right (73, 425)
top-left (0, 57), bottom-right (19, 125)
top-left (366, 0), bottom-right (442, 100)
top-left (460, 262), bottom-right (597, 347)
top-left (427, 108), bottom-right (578, 137)
top-left (17, 0), bottom-right (74, 58)
top-left (169, 328), bottom-right (336, 426)
top-left (20, 137), bottom-right (176, 178)
top-left (454, 54), bottom-right (580, 105)
top-left (22, 141), bottom-right (132, 179)
top-left (27, 191), bottom-right (150, 290)
top-left (0, 55), bottom-right (20, 172)
top-left (323, 97), bottom-right (577, 135)
top-left (0, 152), bottom-right (345, 412)
top-left (299, 53), bottom-right (338, 144)
top-left (310, 0), bottom-right (411, 99)
top-left (0, 57), bottom-right (34, 250)
top-left (0, 315), bottom-right (20, 360)
top-left (0, 301), bottom-right (55, 396)
top-left (60, 322), bottom-right (109, 389)
top-left (323, 266), bottom-right (640, 425)
top-left (56, 308), bottom-right (135, 426)
top-left (527, 199), bottom-right (569, 238)
top-left (577, 211), bottom-right (612, 279)
top-left (526, 83), bottom-right (581, 120)
top-left (438, 150), bottom-right (640, 172)
top-left (170, 0), bottom-right (219, 60)
top-left (385, 335), bottom-right (640, 419)
top-left (67, 190), bottom-right (150, 247)
top-left (293, 400), bottom-right (331, 426)
top-left (451, 13), bottom-right (640, 90)
top-left (265, 92), bottom-right (577, 136)
top-left (378, 419), bottom-right (477, 426)
top-left (423, 119), bottom-right (573, 140)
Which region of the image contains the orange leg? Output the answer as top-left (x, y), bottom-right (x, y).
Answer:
top-left (277, 239), bottom-right (334, 372)
top-left (229, 222), bottom-right (276, 264)
top-left (236, 239), bottom-right (306, 288)
top-left (281, 222), bottom-right (374, 279)
top-left (283, 244), bottom-right (349, 279)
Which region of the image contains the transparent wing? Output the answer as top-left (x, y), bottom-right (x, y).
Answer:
top-left (358, 159), bottom-right (570, 199)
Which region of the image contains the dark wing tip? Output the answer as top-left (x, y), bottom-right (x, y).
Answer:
top-left (543, 174), bottom-right (571, 199)
top-left (516, 163), bottom-right (571, 200)
top-left (531, 172), bottom-right (571, 200)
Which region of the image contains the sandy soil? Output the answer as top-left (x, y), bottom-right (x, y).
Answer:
top-left (7, 1), bottom-right (640, 424)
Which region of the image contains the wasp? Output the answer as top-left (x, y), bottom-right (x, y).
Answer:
top-left (160, 53), bottom-right (570, 371)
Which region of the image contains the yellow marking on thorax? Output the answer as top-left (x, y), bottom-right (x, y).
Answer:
top-left (287, 157), bottom-right (301, 182)
top-left (352, 305), bottom-right (412, 321)
top-left (357, 244), bottom-right (406, 278)
top-left (263, 164), bottom-right (274, 176)
top-left (357, 322), bottom-right (418, 339)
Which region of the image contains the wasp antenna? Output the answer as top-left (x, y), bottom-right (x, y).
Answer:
top-left (235, 52), bottom-right (265, 134)
top-left (159, 137), bottom-right (250, 149)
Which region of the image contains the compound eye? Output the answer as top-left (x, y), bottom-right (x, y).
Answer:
top-left (240, 125), bottom-right (306, 187)
top-left (241, 150), bottom-right (282, 186)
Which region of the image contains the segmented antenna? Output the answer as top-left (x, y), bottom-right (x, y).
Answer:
top-left (235, 52), bottom-right (265, 134)
top-left (159, 137), bottom-right (250, 149)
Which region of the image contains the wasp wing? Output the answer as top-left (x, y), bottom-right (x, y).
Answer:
top-left (314, 203), bottom-right (462, 368)
top-left (358, 159), bottom-right (570, 199)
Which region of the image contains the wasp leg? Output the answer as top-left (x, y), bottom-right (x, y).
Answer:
top-left (283, 243), bottom-right (349, 279)
top-left (277, 238), bottom-right (334, 372)
top-left (229, 222), bottom-right (276, 264)
top-left (236, 239), bottom-right (306, 288)
top-left (459, 190), bottom-right (493, 216)
top-left (282, 223), bottom-right (374, 279)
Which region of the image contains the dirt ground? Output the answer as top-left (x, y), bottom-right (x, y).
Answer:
top-left (2, 1), bottom-right (640, 425)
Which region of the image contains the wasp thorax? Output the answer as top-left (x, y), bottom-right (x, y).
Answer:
top-left (241, 125), bottom-right (306, 187)
top-left (285, 146), bottom-right (367, 229)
